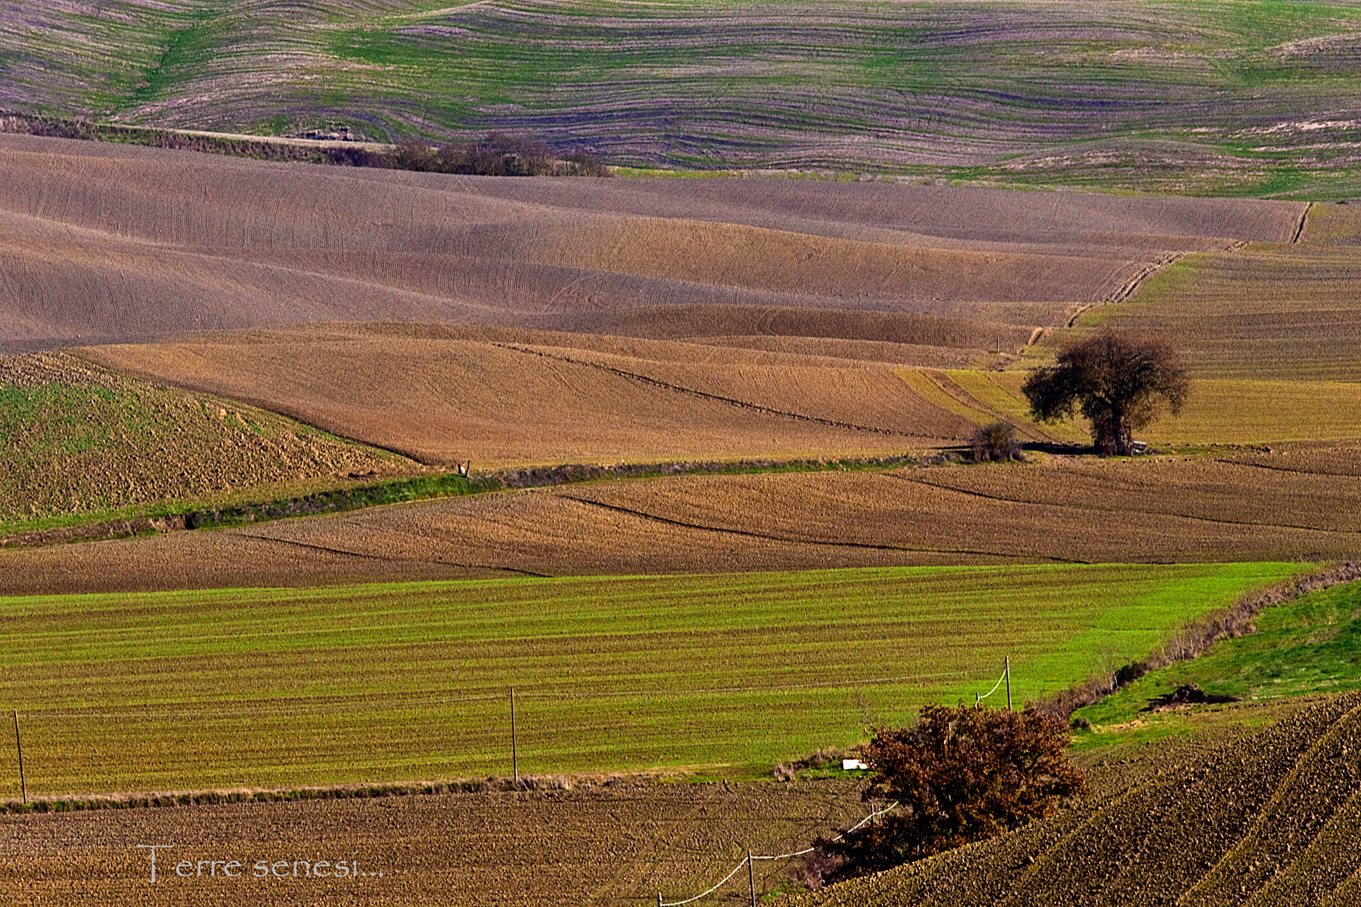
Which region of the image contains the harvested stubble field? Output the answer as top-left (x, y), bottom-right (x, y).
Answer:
top-left (9, 1), bottom-right (1361, 191)
top-left (0, 563), bottom-right (1300, 794)
top-left (789, 692), bottom-right (1361, 907)
top-left (3, 449), bottom-right (1359, 594)
top-left (0, 777), bottom-right (869, 907)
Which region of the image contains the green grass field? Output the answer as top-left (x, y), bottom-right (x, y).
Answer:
top-left (0, 562), bottom-right (1306, 796)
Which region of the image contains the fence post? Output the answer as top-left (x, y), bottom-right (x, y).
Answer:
top-left (13, 710), bottom-right (25, 805)
top-left (748, 849), bottom-right (756, 907)
top-left (1005, 656), bottom-right (1012, 712)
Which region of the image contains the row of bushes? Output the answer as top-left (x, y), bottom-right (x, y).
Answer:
top-left (389, 133), bottom-right (610, 176)
top-left (0, 112), bottom-right (609, 177)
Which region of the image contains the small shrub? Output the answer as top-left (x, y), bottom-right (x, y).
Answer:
top-left (969, 422), bottom-right (1024, 462)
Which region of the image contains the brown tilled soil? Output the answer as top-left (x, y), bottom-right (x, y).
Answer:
top-left (0, 777), bottom-right (865, 907)
top-left (0, 133), bottom-right (1303, 356)
top-left (1062, 202), bottom-right (1361, 381)
top-left (784, 693), bottom-right (1361, 907)
top-left (4, 446), bottom-right (1361, 595)
top-left (75, 323), bottom-right (979, 467)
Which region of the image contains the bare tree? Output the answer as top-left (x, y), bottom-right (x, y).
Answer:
top-left (1022, 330), bottom-right (1189, 456)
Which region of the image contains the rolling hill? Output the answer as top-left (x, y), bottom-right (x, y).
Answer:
top-left (7, 1), bottom-right (1361, 193)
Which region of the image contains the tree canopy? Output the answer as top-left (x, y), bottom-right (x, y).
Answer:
top-left (806, 704), bottom-right (1085, 887)
top-left (1022, 330), bottom-right (1189, 456)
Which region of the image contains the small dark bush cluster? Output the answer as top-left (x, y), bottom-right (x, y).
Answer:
top-left (0, 113), bottom-right (610, 177)
top-left (969, 422), bottom-right (1024, 462)
top-left (803, 704), bottom-right (1085, 888)
top-left (387, 132), bottom-right (609, 177)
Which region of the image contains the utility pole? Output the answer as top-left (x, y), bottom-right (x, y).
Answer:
top-left (510, 688), bottom-right (519, 783)
top-left (1005, 657), bottom-right (1012, 712)
top-left (13, 710), bottom-right (25, 805)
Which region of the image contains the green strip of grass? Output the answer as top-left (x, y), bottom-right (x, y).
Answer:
top-left (1076, 577), bottom-right (1361, 737)
top-left (0, 562), bottom-right (1306, 795)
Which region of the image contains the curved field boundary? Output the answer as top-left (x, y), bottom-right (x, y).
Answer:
top-left (1061, 251), bottom-right (1189, 329)
top-left (560, 494), bottom-right (1073, 564)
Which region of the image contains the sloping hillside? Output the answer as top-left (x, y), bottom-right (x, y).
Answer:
top-left (785, 692), bottom-right (1361, 907)
top-left (0, 351), bottom-right (408, 526)
top-left (0, 133), bottom-right (1303, 353)
top-left (6, 1), bottom-right (1361, 192)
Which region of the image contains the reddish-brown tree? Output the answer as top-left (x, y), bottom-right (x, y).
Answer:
top-left (808, 705), bottom-right (1085, 887)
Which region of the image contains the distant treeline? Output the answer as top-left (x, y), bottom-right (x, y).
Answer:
top-left (0, 112), bottom-right (609, 177)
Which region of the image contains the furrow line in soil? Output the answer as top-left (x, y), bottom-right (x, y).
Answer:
top-left (1291, 202), bottom-right (1315, 245)
top-left (889, 473), bottom-right (1361, 537)
top-left (491, 342), bottom-right (910, 437)
top-left (560, 494), bottom-right (1082, 563)
top-left (229, 530), bottom-right (551, 577)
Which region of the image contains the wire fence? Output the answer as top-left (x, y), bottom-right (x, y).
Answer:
top-left (659, 800), bottom-right (901, 906)
top-left (7, 662), bottom-right (1018, 808)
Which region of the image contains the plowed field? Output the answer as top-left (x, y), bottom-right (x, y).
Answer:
top-left (2, 449), bottom-right (1359, 595)
top-left (787, 692), bottom-right (1361, 907)
top-left (0, 778), bottom-right (867, 907)
top-left (77, 325), bottom-right (971, 466)
top-left (1054, 202), bottom-right (1361, 388)
top-left (0, 133), bottom-right (1302, 355)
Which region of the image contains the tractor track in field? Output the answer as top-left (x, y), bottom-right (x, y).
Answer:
top-left (561, 494), bottom-right (1082, 564)
top-left (230, 531), bottom-right (552, 577)
top-left (492, 342), bottom-right (909, 438)
top-left (1060, 251), bottom-right (1189, 331)
top-left (890, 472), bottom-right (1361, 538)
top-left (1291, 201), bottom-right (1315, 244)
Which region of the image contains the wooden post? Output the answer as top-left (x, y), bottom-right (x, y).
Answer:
top-left (1005, 657), bottom-right (1012, 712)
top-left (13, 710), bottom-right (25, 805)
top-left (748, 849), bottom-right (756, 907)
top-left (510, 688), bottom-right (519, 783)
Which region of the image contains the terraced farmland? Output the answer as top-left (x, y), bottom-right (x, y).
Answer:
top-left (0, 563), bottom-right (1301, 795)
top-left (9, 2), bottom-right (1361, 192)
